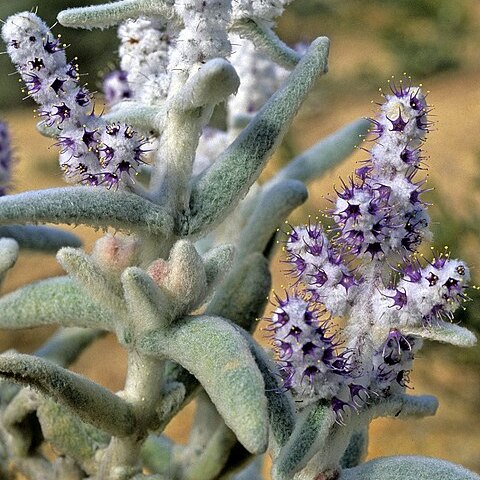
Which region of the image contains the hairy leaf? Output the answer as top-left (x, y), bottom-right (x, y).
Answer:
top-left (404, 323), bottom-right (477, 347)
top-left (139, 315), bottom-right (269, 454)
top-left (340, 428), bottom-right (368, 469)
top-left (122, 267), bottom-right (173, 330)
top-left (35, 328), bottom-right (106, 367)
top-left (0, 187), bottom-right (173, 236)
top-left (187, 36), bottom-right (330, 235)
top-left (244, 338), bottom-right (296, 453)
top-left (237, 179), bottom-right (308, 257)
top-left (207, 253), bottom-right (271, 332)
top-left (57, 247), bottom-right (126, 315)
top-left (0, 277), bottom-right (114, 330)
top-left (58, 0), bottom-right (179, 30)
top-left (268, 118), bottom-right (370, 185)
top-left (37, 398), bottom-right (109, 473)
top-left (0, 353), bottom-right (136, 437)
top-left (340, 456), bottom-right (480, 480)
top-left (272, 402), bottom-right (335, 480)
top-left (0, 237), bottom-right (18, 277)
top-left (231, 18), bottom-right (301, 69)
top-left (0, 225), bottom-right (81, 252)
top-left (202, 244), bottom-right (236, 292)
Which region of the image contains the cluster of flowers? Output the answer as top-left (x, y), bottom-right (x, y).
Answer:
top-left (0, 122), bottom-right (12, 197)
top-left (268, 82), bottom-right (470, 421)
top-left (333, 82), bottom-right (431, 258)
top-left (2, 13), bottom-right (148, 188)
top-left (117, 17), bottom-right (170, 106)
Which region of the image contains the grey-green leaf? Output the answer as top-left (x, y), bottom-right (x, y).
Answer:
top-left (141, 435), bottom-right (174, 476)
top-left (58, 0), bottom-right (179, 30)
top-left (0, 187), bottom-right (173, 236)
top-left (404, 323), bottom-right (477, 347)
top-left (139, 315), bottom-right (268, 454)
top-left (207, 253), bottom-right (271, 332)
top-left (0, 237), bottom-right (18, 276)
top-left (0, 225), bottom-right (81, 252)
top-left (57, 247), bottom-right (126, 315)
top-left (187, 36), bottom-right (330, 236)
top-left (231, 18), bottom-right (301, 69)
top-left (0, 276), bottom-right (114, 330)
top-left (35, 328), bottom-right (106, 367)
top-left (37, 398), bottom-right (110, 473)
top-left (362, 394), bottom-right (438, 421)
top-left (237, 179), bottom-right (308, 258)
top-left (202, 244), bottom-right (236, 293)
top-left (268, 118), bottom-right (370, 186)
top-left (339, 456), bottom-right (480, 480)
top-left (272, 402), bottom-right (335, 480)
top-left (122, 267), bottom-right (173, 330)
top-left (244, 338), bottom-right (296, 452)
top-left (0, 353), bottom-right (136, 437)
top-left (340, 428), bottom-right (368, 469)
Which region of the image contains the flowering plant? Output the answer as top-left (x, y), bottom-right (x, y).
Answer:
top-left (0, 1), bottom-right (477, 479)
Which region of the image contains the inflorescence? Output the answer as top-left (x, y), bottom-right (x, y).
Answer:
top-left (0, 122), bottom-right (12, 197)
top-left (2, 12), bottom-right (149, 188)
top-left (268, 80), bottom-right (470, 421)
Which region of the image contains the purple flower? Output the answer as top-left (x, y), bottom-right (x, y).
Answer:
top-left (0, 122), bottom-right (12, 194)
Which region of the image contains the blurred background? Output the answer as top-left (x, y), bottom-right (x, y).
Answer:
top-left (0, 0), bottom-right (479, 476)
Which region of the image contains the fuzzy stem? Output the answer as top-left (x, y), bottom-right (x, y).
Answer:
top-left (98, 351), bottom-right (164, 478)
top-left (344, 261), bottom-right (383, 375)
top-left (150, 59), bottom-right (239, 216)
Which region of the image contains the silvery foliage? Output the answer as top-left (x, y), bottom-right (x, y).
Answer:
top-left (0, 1), bottom-right (477, 479)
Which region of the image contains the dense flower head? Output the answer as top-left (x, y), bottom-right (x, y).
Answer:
top-left (0, 122), bottom-right (12, 196)
top-left (268, 81), bottom-right (472, 424)
top-left (333, 80), bottom-right (431, 258)
top-left (2, 12), bottom-right (90, 129)
top-left (374, 254), bottom-right (470, 329)
top-left (284, 221), bottom-right (360, 317)
top-left (268, 292), bottom-right (351, 403)
top-left (2, 12), bottom-right (150, 188)
top-left (170, 0), bottom-right (231, 71)
top-left (102, 70), bottom-right (132, 106)
top-left (118, 17), bottom-right (171, 105)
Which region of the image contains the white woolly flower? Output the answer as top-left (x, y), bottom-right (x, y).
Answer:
top-left (228, 36), bottom-right (288, 118)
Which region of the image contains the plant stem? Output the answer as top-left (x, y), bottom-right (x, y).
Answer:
top-left (98, 351), bottom-right (165, 478)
